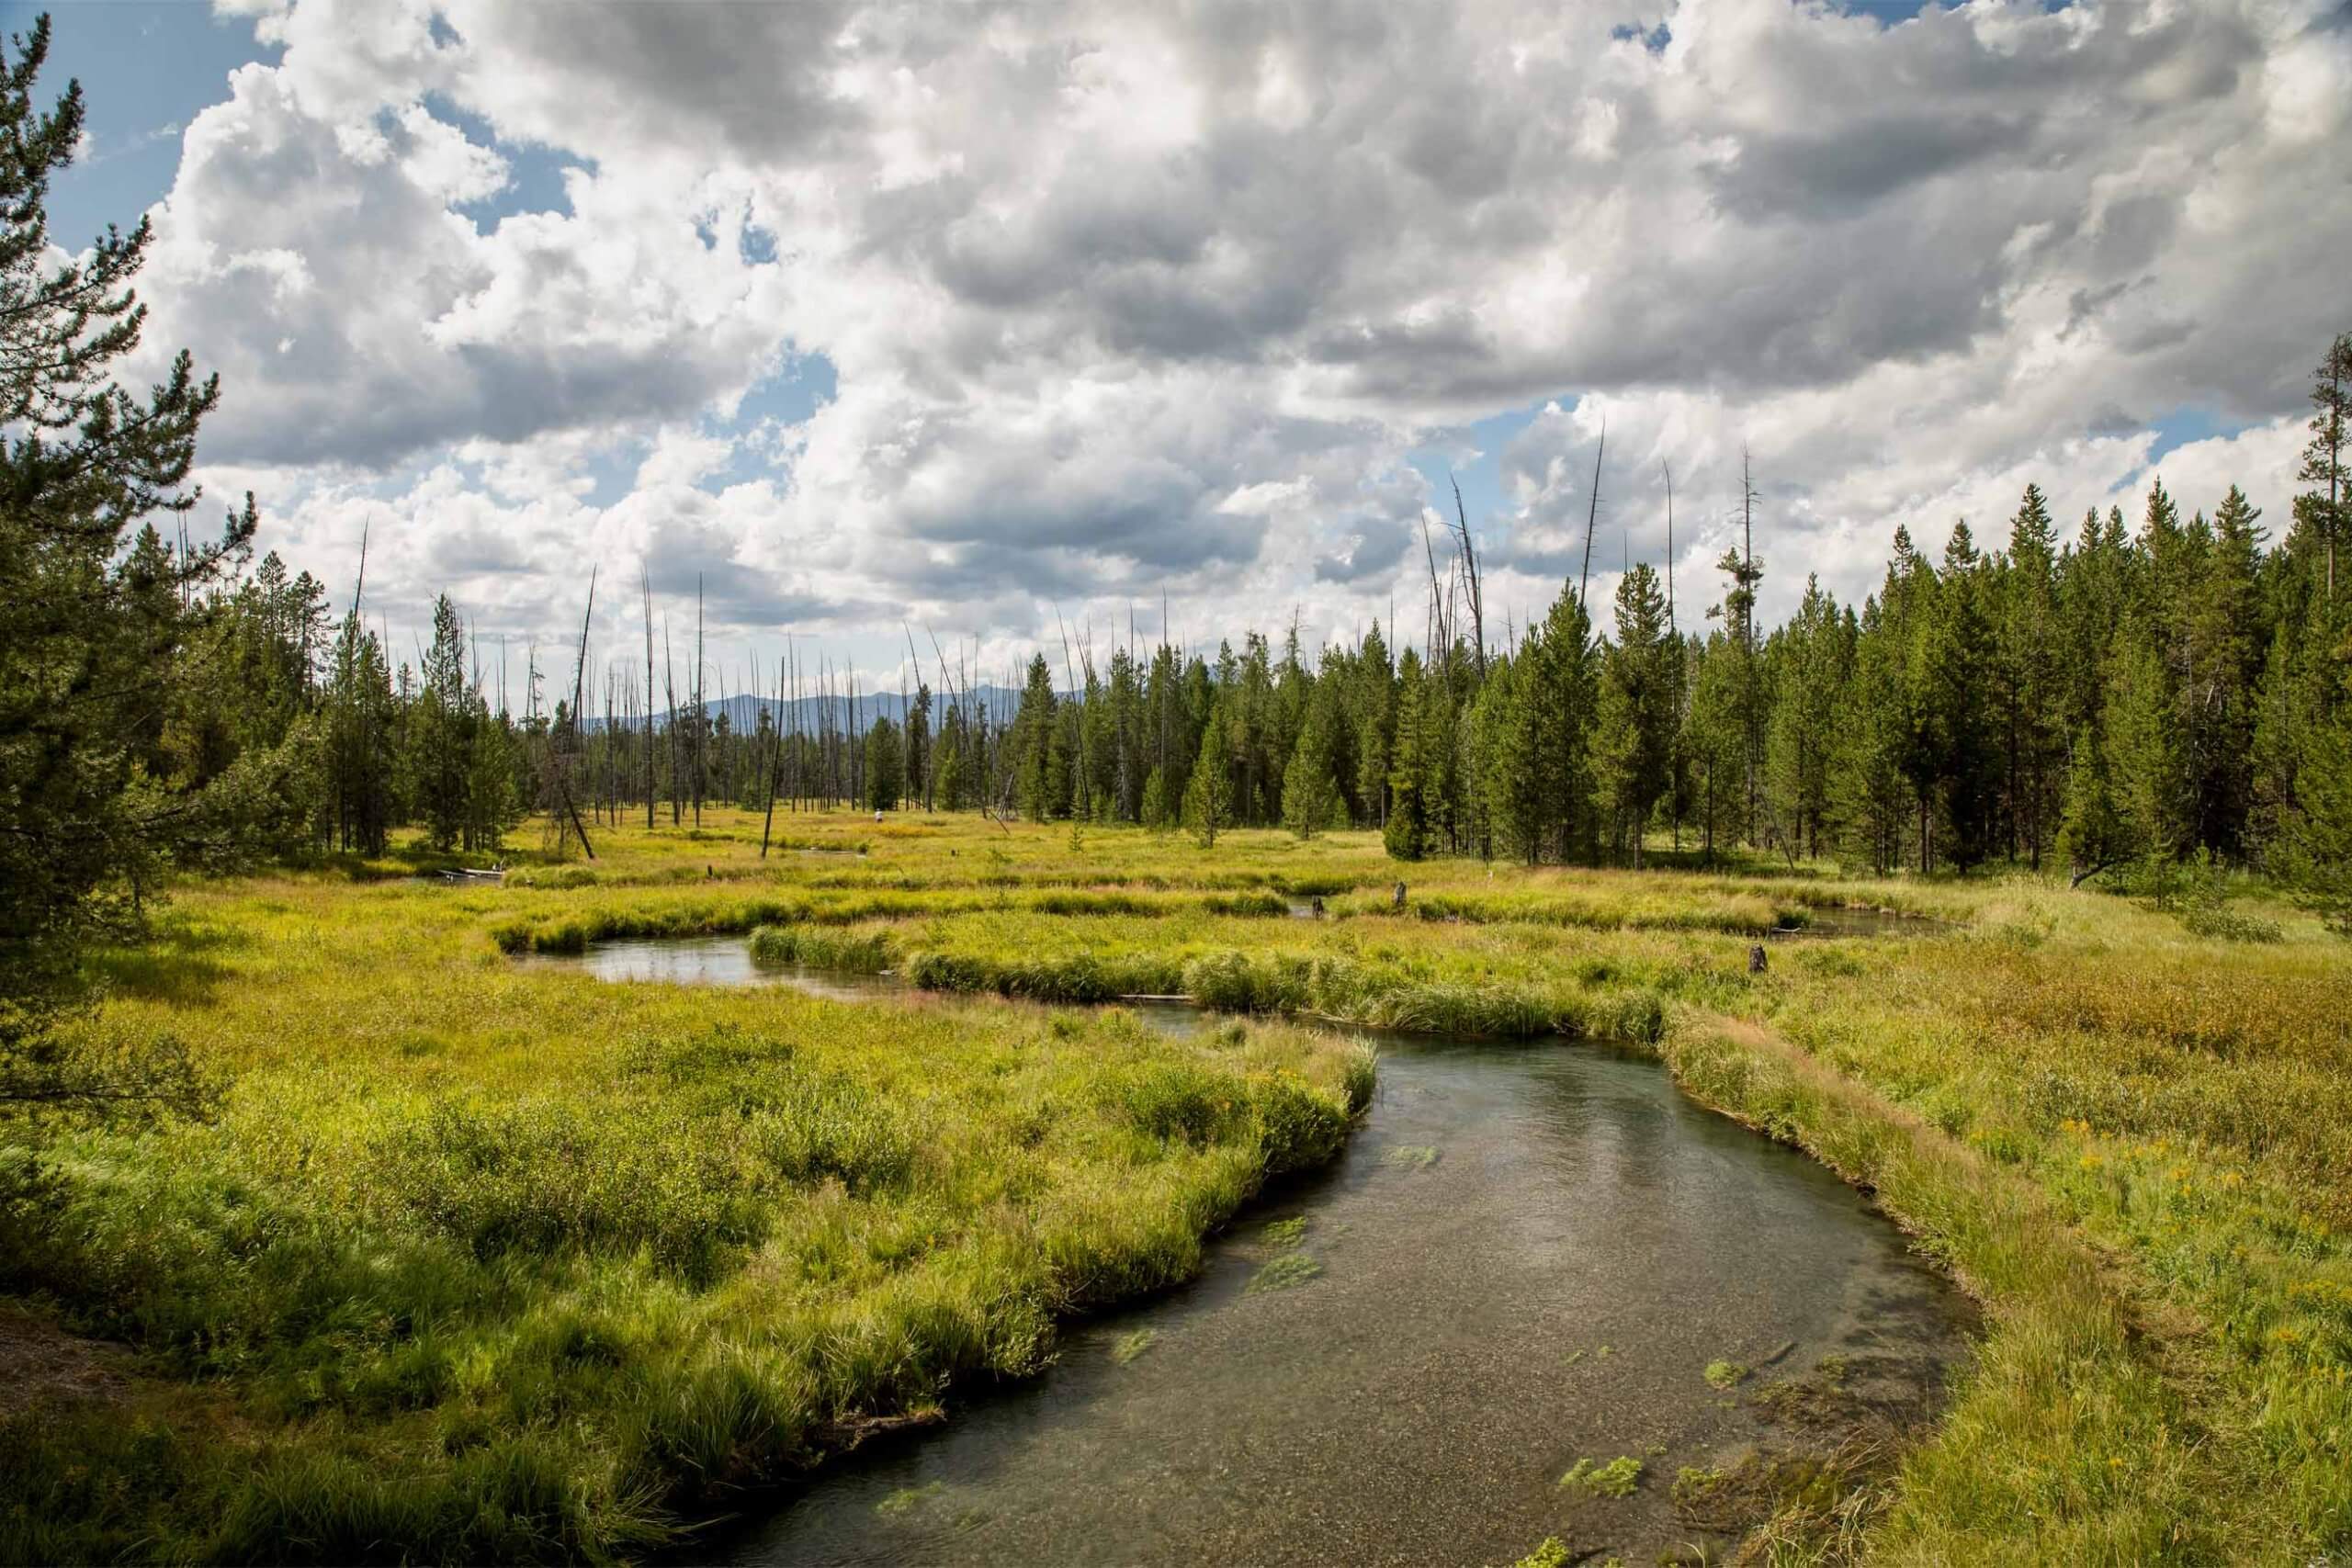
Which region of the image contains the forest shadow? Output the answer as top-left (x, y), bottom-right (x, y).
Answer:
top-left (82, 919), bottom-right (245, 1007)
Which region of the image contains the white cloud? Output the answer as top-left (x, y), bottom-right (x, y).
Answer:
top-left (121, 0), bottom-right (2352, 667)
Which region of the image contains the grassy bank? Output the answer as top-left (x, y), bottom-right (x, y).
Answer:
top-left (0, 828), bottom-right (1372, 1562)
top-left (1658, 884), bottom-right (2352, 1562)
top-left (4, 809), bottom-right (2346, 1562)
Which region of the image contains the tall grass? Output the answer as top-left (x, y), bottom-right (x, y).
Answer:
top-left (1666, 879), bottom-right (2352, 1561)
top-left (9, 810), bottom-right (2345, 1563)
top-left (0, 836), bottom-right (1372, 1562)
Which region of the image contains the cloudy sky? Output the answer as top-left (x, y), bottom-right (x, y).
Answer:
top-left (29, 0), bottom-right (2352, 697)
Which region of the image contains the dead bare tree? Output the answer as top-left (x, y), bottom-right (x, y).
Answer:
top-left (1055, 604), bottom-right (1091, 820)
top-left (1450, 472), bottom-right (1487, 674)
top-left (761, 653), bottom-right (786, 858)
top-left (641, 567), bottom-right (656, 829)
top-left (692, 576), bottom-right (706, 829)
top-left (1661, 458), bottom-right (1676, 631)
top-left (1578, 418), bottom-right (1607, 607)
top-left (548, 567), bottom-right (598, 860)
top-left (662, 618), bottom-right (682, 825)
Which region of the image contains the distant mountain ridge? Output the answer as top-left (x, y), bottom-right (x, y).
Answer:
top-left (584, 685), bottom-right (1032, 733)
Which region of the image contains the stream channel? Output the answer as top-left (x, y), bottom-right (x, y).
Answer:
top-left (524, 934), bottom-right (1976, 1565)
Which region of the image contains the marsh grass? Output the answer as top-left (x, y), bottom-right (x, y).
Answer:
top-left (0, 818), bottom-right (1375, 1562)
top-left (873, 1481), bottom-right (944, 1517)
top-left (1259, 1215), bottom-right (1307, 1247)
top-left (6, 810), bottom-right (2346, 1563)
top-left (1703, 1359), bottom-right (1748, 1391)
top-left (1672, 893), bottom-right (2352, 1564)
top-left (1509, 1538), bottom-right (1571, 1568)
top-left (1557, 1455), bottom-right (1643, 1497)
top-left (1244, 1253), bottom-right (1322, 1293)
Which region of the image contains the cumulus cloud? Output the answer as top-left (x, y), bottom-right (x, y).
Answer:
top-left (118, 0), bottom-right (2352, 669)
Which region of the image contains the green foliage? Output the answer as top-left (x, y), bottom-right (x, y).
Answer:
top-left (864, 716), bottom-right (905, 813)
top-left (0, 21), bottom-right (254, 1111)
top-left (1280, 694), bottom-right (1338, 840)
top-left (1140, 765), bottom-right (1172, 831)
top-left (1244, 1252), bottom-right (1321, 1293)
top-left (0, 843), bottom-right (1381, 1559)
top-left (1556, 1455), bottom-right (1643, 1497)
top-left (1384, 649), bottom-right (1434, 861)
top-left (1591, 563), bottom-right (1678, 865)
top-left (1182, 703), bottom-right (1233, 848)
top-left (1507, 1537), bottom-right (1571, 1568)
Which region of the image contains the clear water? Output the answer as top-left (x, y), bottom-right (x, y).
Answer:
top-left (516, 935), bottom-right (1206, 1033)
top-left (1768, 906), bottom-right (1943, 940)
top-left (724, 1037), bottom-right (1972, 1565)
top-left (524, 937), bottom-right (1974, 1564)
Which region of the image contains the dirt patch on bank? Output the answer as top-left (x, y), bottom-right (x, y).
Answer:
top-left (0, 1303), bottom-right (132, 1419)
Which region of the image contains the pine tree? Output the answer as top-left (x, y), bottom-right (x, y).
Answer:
top-left (462, 700), bottom-right (518, 852)
top-left (1384, 649), bottom-right (1431, 861)
top-left (1763, 575), bottom-right (1846, 863)
top-left (414, 595), bottom-right (472, 851)
top-left (1681, 633), bottom-right (1747, 866)
top-left (1530, 582), bottom-right (1598, 862)
top-left (1182, 700), bottom-right (1232, 847)
top-left (1590, 564), bottom-right (1676, 864)
top-left (1012, 653), bottom-right (1060, 821)
top-left (323, 613), bottom-right (398, 855)
top-left (1712, 524), bottom-right (1767, 843)
top-left (1351, 622), bottom-right (1396, 829)
top-left (864, 716), bottom-right (904, 812)
top-left (1831, 592), bottom-right (1912, 874)
top-left (932, 704), bottom-right (966, 812)
top-left (2295, 332), bottom-right (2350, 610)
top-left (2275, 664), bottom-right (2352, 929)
top-left (2104, 612), bottom-right (2186, 863)
top-left (1926, 523), bottom-right (2000, 869)
top-left (1475, 646), bottom-right (1544, 863)
top-left (906, 683), bottom-right (931, 810)
top-left (0, 19), bottom-right (243, 1115)
top-left (2055, 725), bottom-right (2133, 885)
top-left (1282, 685), bottom-right (1340, 839)
top-left (2183, 486), bottom-right (2267, 857)
top-left (2000, 484), bottom-right (2064, 866)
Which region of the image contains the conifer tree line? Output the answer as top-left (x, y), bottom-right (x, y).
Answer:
top-left (7, 4), bottom-right (2352, 1111)
top-left (941, 374), bottom-right (2348, 919)
top-left (199, 320), bottom-right (2338, 919)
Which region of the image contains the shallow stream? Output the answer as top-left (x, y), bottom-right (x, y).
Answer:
top-left (527, 937), bottom-right (1975, 1564)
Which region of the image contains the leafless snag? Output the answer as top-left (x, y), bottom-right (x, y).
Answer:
top-left (1578, 418), bottom-right (1607, 608)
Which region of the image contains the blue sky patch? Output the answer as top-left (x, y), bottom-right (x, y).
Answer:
top-left (19, 0), bottom-right (275, 246)
top-left (425, 93), bottom-right (594, 228)
top-left (1407, 401), bottom-right (1554, 539)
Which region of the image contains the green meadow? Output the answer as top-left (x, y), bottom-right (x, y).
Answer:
top-left (4, 809), bottom-right (2349, 1564)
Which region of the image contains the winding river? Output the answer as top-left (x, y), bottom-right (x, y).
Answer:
top-left (527, 936), bottom-right (1974, 1564)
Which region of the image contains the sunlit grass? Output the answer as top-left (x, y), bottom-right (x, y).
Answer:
top-left (0, 814), bottom-right (1373, 1562)
top-left (5, 808), bottom-right (2347, 1562)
